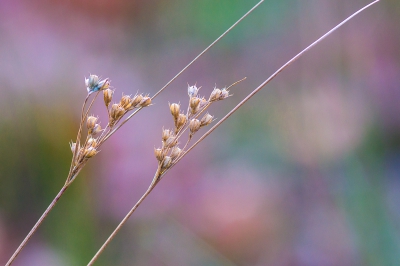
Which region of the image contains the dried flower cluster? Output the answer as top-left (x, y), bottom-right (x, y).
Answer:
top-left (67, 74), bottom-right (151, 184)
top-left (7, 1), bottom-right (378, 264)
top-left (154, 84), bottom-right (231, 178)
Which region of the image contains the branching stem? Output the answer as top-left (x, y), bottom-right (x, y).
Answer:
top-left (5, 185), bottom-right (69, 266)
top-left (87, 1), bottom-right (380, 264)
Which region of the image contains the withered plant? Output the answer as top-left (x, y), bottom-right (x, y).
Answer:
top-left (88, 1), bottom-right (380, 265)
top-left (6, 0), bottom-right (380, 265)
top-left (6, 1), bottom-right (265, 265)
top-left (5, 74), bottom-right (153, 266)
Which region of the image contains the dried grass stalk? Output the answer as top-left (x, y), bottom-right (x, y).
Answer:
top-left (87, 1), bottom-right (380, 264)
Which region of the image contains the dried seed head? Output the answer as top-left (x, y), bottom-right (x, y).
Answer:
top-left (139, 96), bottom-right (151, 107)
top-left (169, 103), bottom-right (180, 120)
top-left (210, 88), bottom-right (222, 101)
top-left (120, 95), bottom-right (132, 109)
top-left (87, 137), bottom-right (97, 147)
top-left (116, 106), bottom-right (125, 118)
top-left (176, 114), bottom-right (187, 130)
top-left (220, 88), bottom-right (230, 99)
top-left (85, 75), bottom-right (99, 89)
top-left (188, 84), bottom-right (199, 98)
top-left (92, 124), bottom-right (102, 136)
top-left (189, 119), bottom-right (201, 134)
top-left (85, 75), bottom-right (110, 94)
top-left (110, 104), bottom-right (119, 120)
top-left (162, 129), bottom-right (172, 141)
top-left (84, 147), bottom-right (98, 158)
top-left (131, 94), bottom-right (143, 108)
top-left (165, 136), bottom-right (177, 148)
top-left (87, 116), bottom-right (98, 130)
top-left (189, 97), bottom-right (201, 114)
top-left (110, 104), bottom-right (125, 120)
top-left (154, 148), bottom-right (164, 162)
top-left (200, 113), bottom-right (213, 127)
top-left (103, 89), bottom-right (113, 107)
top-left (170, 146), bottom-right (181, 159)
top-left (199, 97), bottom-right (208, 108)
top-left (162, 156), bottom-right (172, 169)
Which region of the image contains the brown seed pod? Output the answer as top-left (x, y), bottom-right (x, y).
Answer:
top-left (162, 156), bottom-right (172, 169)
top-left (110, 104), bottom-right (120, 120)
top-left (87, 116), bottom-right (98, 130)
top-left (165, 136), bottom-right (177, 148)
top-left (84, 147), bottom-right (98, 158)
top-left (169, 103), bottom-right (180, 121)
top-left (87, 137), bottom-right (97, 147)
top-left (189, 97), bottom-right (200, 114)
top-left (176, 114), bottom-right (187, 131)
top-left (210, 88), bottom-right (222, 102)
top-left (154, 148), bottom-right (164, 161)
top-left (92, 124), bottom-right (102, 136)
top-left (162, 129), bottom-right (172, 141)
top-left (189, 119), bottom-right (201, 134)
top-left (131, 94), bottom-right (143, 108)
top-left (120, 95), bottom-right (132, 109)
top-left (170, 146), bottom-right (181, 159)
top-left (103, 89), bottom-right (113, 107)
top-left (220, 88), bottom-right (230, 100)
top-left (139, 96), bottom-right (151, 107)
top-left (200, 113), bottom-right (213, 127)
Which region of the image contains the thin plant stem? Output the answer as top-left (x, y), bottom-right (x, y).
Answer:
top-left (5, 3), bottom-right (264, 264)
top-left (150, 0), bottom-right (264, 100)
top-left (6, 92), bottom-right (101, 265)
top-left (87, 175), bottom-right (159, 266)
top-left (67, 94), bottom-right (89, 179)
top-left (87, 1), bottom-right (380, 264)
top-left (103, 0), bottom-right (265, 142)
top-left (68, 92), bottom-right (99, 182)
top-left (5, 185), bottom-right (69, 266)
top-left (174, 0), bottom-right (381, 167)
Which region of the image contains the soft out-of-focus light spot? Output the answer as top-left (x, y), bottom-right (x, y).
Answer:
top-left (269, 81), bottom-right (369, 166)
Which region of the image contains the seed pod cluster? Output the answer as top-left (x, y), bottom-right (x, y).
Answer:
top-left (155, 128), bottom-right (182, 172)
top-left (105, 92), bottom-right (152, 126)
top-left (155, 83), bottom-right (226, 175)
top-left (68, 74), bottom-right (154, 184)
top-left (209, 87), bottom-right (230, 102)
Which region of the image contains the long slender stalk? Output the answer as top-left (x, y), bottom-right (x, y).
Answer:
top-left (87, 176), bottom-right (159, 266)
top-left (103, 0), bottom-right (265, 142)
top-left (5, 185), bottom-right (69, 266)
top-left (6, 92), bottom-right (99, 265)
top-left (87, 1), bottom-right (380, 264)
top-left (5, 2), bottom-right (264, 265)
top-left (174, 0), bottom-right (381, 166)
top-left (5, 94), bottom-right (96, 266)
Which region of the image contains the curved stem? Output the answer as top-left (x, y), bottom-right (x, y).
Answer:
top-left (173, 0), bottom-right (381, 167)
top-left (101, 0), bottom-right (265, 142)
top-left (150, 0), bottom-right (264, 100)
top-left (5, 185), bottom-right (69, 266)
top-left (87, 179), bottom-right (159, 266)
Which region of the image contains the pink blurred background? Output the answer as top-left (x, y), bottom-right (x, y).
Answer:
top-left (0, 0), bottom-right (399, 265)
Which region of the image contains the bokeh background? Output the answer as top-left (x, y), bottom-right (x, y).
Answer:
top-left (0, 0), bottom-right (398, 265)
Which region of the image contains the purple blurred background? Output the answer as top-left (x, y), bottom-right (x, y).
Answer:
top-left (0, 0), bottom-right (399, 265)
